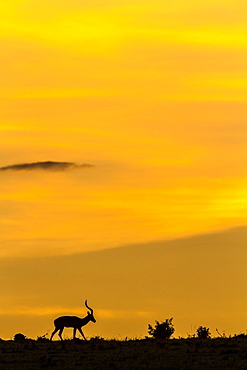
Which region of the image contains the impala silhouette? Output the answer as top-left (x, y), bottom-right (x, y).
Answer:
top-left (50, 300), bottom-right (96, 340)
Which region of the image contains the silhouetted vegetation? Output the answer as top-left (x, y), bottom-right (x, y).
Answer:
top-left (0, 336), bottom-right (247, 369)
top-left (37, 333), bottom-right (49, 342)
top-left (148, 318), bottom-right (175, 339)
top-left (196, 325), bottom-right (211, 339)
top-left (13, 333), bottom-right (26, 342)
top-left (2, 320), bottom-right (246, 368)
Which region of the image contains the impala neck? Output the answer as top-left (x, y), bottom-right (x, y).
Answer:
top-left (81, 314), bottom-right (91, 325)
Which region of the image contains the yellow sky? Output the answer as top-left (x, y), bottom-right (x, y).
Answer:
top-left (0, 0), bottom-right (247, 339)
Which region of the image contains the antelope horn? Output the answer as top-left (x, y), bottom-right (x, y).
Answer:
top-left (85, 300), bottom-right (93, 314)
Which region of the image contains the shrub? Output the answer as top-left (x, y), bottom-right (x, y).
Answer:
top-left (37, 333), bottom-right (49, 342)
top-left (148, 318), bottom-right (175, 339)
top-left (196, 326), bottom-right (211, 339)
top-left (14, 333), bottom-right (26, 342)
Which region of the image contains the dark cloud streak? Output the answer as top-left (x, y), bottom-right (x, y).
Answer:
top-left (0, 161), bottom-right (94, 172)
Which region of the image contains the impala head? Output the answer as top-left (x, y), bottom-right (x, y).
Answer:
top-left (85, 300), bottom-right (96, 323)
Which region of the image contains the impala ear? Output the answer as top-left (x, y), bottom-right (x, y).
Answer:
top-left (87, 311), bottom-right (90, 315)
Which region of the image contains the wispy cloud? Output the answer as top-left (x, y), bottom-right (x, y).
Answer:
top-left (0, 161), bottom-right (94, 172)
top-left (0, 306), bottom-right (153, 319)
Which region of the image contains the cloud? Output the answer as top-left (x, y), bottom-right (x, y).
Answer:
top-left (0, 161), bottom-right (94, 172)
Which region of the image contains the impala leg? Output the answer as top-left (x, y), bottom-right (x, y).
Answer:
top-left (50, 327), bottom-right (59, 341)
top-left (78, 327), bottom-right (87, 340)
top-left (73, 327), bottom-right (77, 339)
top-left (58, 327), bottom-right (64, 341)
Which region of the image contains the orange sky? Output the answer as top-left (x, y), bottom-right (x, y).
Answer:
top-left (0, 0), bottom-right (246, 339)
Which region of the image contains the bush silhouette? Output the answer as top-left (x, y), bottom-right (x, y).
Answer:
top-left (37, 333), bottom-right (49, 342)
top-left (196, 326), bottom-right (211, 339)
top-left (148, 318), bottom-right (175, 339)
top-left (14, 333), bottom-right (26, 342)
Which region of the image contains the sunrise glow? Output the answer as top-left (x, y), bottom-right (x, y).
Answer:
top-left (0, 0), bottom-right (246, 340)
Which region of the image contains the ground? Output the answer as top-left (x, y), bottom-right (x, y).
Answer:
top-left (0, 336), bottom-right (246, 369)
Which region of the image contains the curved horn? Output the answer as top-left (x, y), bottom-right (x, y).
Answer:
top-left (85, 300), bottom-right (93, 314)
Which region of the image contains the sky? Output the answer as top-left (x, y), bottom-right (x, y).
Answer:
top-left (0, 0), bottom-right (246, 339)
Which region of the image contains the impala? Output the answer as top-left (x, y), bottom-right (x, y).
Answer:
top-left (50, 300), bottom-right (96, 341)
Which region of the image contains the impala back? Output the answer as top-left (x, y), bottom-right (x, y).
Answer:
top-left (54, 316), bottom-right (82, 328)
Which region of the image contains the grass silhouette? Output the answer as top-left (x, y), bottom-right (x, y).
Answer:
top-left (0, 335), bottom-right (246, 369)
